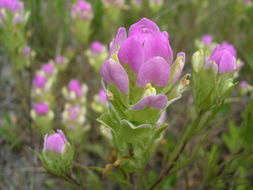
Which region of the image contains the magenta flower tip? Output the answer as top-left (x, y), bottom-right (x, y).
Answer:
top-left (41, 63), bottom-right (54, 75)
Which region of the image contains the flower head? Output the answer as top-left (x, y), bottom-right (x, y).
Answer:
top-left (34, 102), bottom-right (49, 115)
top-left (68, 80), bottom-right (83, 97)
top-left (43, 130), bottom-right (68, 153)
top-left (32, 74), bottom-right (48, 88)
top-left (0, 0), bottom-right (23, 13)
top-left (41, 62), bottom-right (54, 75)
top-left (209, 45), bottom-right (236, 73)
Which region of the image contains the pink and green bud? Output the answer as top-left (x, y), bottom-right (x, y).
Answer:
top-left (209, 45), bottom-right (237, 73)
top-left (40, 130), bottom-right (74, 176)
top-left (100, 58), bottom-right (129, 94)
top-left (71, 0), bottom-right (93, 20)
top-left (34, 102), bottom-right (49, 115)
top-left (103, 0), bottom-right (125, 7)
top-left (32, 74), bottom-right (48, 88)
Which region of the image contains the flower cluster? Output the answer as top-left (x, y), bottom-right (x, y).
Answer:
top-left (0, 0), bottom-right (33, 70)
top-left (62, 80), bottom-right (88, 144)
top-left (192, 40), bottom-right (241, 110)
top-left (31, 56), bottom-right (69, 134)
top-left (71, 0), bottom-right (93, 43)
top-left (99, 18), bottom-right (189, 169)
top-left (86, 41), bottom-right (108, 72)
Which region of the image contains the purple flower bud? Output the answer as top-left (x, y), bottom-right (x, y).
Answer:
top-left (71, 0), bottom-right (93, 20)
top-left (41, 62), bottom-right (54, 75)
top-left (118, 36), bottom-right (145, 72)
top-left (110, 27), bottom-right (127, 56)
top-left (201, 35), bottom-right (213, 45)
top-left (43, 130), bottom-right (68, 153)
top-left (98, 89), bottom-right (107, 103)
top-left (68, 80), bottom-right (82, 96)
top-left (132, 94), bottom-right (168, 110)
top-left (34, 102), bottom-right (49, 115)
top-left (91, 41), bottom-right (104, 54)
top-left (55, 56), bottom-right (65, 64)
top-left (137, 56), bottom-right (170, 87)
top-left (32, 75), bottom-right (47, 88)
top-left (0, 0), bottom-right (23, 13)
top-left (100, 59), bottom-right (129, 94)
top-left (209, 45), bottom-right (236, 73)
top-left (221, 41), bottom-right (237, 57)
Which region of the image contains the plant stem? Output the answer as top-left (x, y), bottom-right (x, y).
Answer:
top-left (148, 110), bottom-right (206, 190)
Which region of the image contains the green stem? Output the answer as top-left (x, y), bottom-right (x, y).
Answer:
top-left (148, 110), bottom-right (206, 190)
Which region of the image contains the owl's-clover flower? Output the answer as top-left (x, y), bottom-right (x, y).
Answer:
top-left (99, 18), bottom-right (189, 163)
top-left (191, 41), bottom-right (240, 110)
top-left (62, 79), bottom-right (89, 144)
top-left (39, 130), bottom-right (74, 176)
top-left (71, 0), bottom-right (92, 43)
top-left (86, 41), bottom-right (108, 72)
top-left (0, 0), bottom-right (28, 26)
top-left (62, 104), bottom-right (86, 127)
top-left (41, 62), bottom-right (56, 76)
top-left (54, 56), bottom-right (69, 71)
top-left (71, 0), bottom-right (93, 20)
top-left (101, 18), bottom-right (187, 111)
top-left (62, 79), bottom-right (88, 103)
top-left (30, 102), bottom-right (54, 134)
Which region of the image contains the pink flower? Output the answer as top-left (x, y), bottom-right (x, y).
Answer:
top-left (68, 80), bottom-right (83, 96)
top-left (34, 102), bottom-right (49, 115)
top-left (91, 41), bottom-right (104, 54)
top-left (201, 35), bottom-right (213, 45)
top-left (71, 0), bottom-right (93, 20)
top-left (43, 130), bottom-right (68, 153)
top-left (32, 75), bottom-right (47, 88)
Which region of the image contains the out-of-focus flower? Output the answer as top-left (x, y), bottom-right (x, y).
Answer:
top-left (54, 56), bottom-right (69, 71)
top-left (86, 41), bottom-right (108, 72)
top-left (62, 79), bottom-right (87, 103)
top-left (33, 102), bottom-right (49, 115)
top-left (103, 0), bottom-right (125, 7)
top-left (62, 104), bottom-right (86, 125)
top-left (71, 0), bottom-right (93, 20)
top-left (32, 74), bottom-right (48, 89)
top-left (201, 35), bottom-right (213, 45)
